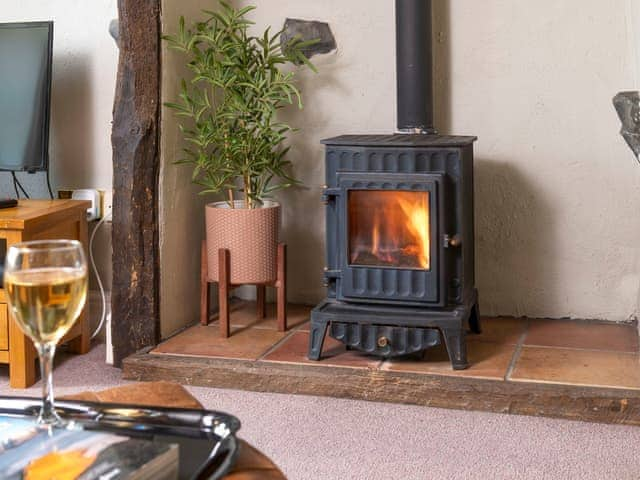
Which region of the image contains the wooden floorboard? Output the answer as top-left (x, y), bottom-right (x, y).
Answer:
top-left (123, 349), bottom-right (640, 426)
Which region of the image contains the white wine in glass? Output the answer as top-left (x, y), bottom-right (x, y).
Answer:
top-left (4, 240), bottom-right (87, 426)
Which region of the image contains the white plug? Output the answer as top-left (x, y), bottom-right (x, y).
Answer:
top-left (71, 189), bottom-right (100, 221)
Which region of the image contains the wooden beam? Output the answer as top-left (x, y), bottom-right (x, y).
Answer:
top-left (111, 0), bottom-right (161, 366)
top-left (123, 351), bottom-right (640, 426)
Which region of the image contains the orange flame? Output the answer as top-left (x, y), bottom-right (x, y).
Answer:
top-left (350, 191), bottom-right (430, 270)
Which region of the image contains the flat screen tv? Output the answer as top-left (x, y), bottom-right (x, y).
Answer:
top-left (0, 21), bottom-right (53, 172)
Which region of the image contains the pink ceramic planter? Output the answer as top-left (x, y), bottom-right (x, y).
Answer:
top-left (205, 200), bottom-right (281, 284)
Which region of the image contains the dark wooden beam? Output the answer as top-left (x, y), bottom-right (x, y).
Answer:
top-left (111, 0), bottom-right (161, 366)
top-left (123, 351), bottom-right (640, 426)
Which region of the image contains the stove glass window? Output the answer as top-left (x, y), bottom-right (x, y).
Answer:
top-left (348, 190), bottom-right (430, 270)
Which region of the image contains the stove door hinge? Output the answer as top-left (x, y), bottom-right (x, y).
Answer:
top-left (323, 268), bottom-right (342, 286)
top-left (321, 187), bottom-right (341, 204)
top-left (444, 234), bottom-right (462, 248)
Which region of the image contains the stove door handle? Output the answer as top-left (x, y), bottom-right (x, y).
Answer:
top-left (444, 234), bottom-right (462, 248)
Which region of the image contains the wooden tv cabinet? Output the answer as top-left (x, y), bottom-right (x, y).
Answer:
top-left (0, 199), bottom-right (92, 388)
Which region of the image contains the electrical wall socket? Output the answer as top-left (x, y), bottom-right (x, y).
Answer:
top-left (72, 189), bottom-right (100, 221)
top-left (97, 189), bottom-right (105, 219)
top-left (59, 188), bottom-right (112, 220)
top-left (57, 189), bottom-right (73, 200)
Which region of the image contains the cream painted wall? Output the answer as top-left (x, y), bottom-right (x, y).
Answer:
top-left (160, 0), bottom-right (640, 333)
top-left (444, 1), bottom-right (640, 320)
top-left (1, 1), bottom-right (116, 195)
top-left (629, 0), bottom-right (640, 319)
top-left (1, 1), bottom-right (117, 295)
top-left (233, 0), bottom-right (398, 304)
top-left (160, 0), bottom-right (210, 338)
top-left (628, 0), bottom-right (640, 85)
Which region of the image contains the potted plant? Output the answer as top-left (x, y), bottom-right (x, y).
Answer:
top-left (164, 1), bottom-right (316, 285)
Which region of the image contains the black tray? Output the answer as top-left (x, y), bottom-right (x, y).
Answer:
top-left (0, 396), bottom-right (241, 480)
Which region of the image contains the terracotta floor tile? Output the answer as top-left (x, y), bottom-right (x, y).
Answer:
top-left (296, 321), bottom-right (311, 332)
top-left (524, 319), bottom-right (638, 353)
top-left (151, 324), bottom-right (287, 360)
top-left (262, 331), bottom-right (381, 369)
top-left (473, 317), bottom-right (527, 344)
top-left (381, 340), bottom-right (516, 380)
top-left (209, 301), bottom-right (310, 331)
top-left (510, 346), bottom-right (640, 390)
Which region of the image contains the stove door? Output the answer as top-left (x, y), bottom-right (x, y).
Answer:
top-left (336, 172), bottom-right (446, 306)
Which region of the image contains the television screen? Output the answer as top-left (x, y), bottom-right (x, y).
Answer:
top-left (0, 21), bottom-right (53, 172)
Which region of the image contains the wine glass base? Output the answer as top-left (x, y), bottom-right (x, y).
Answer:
top-left (36, 409), bottom-right (65, 427)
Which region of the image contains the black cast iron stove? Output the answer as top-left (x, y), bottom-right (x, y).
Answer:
top-left (308, 0), bottom-right (480, 369)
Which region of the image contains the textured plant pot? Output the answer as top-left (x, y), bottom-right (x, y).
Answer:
top-left (205, 200), bottom-right (281, 284)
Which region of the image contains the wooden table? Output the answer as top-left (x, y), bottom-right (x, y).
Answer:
top-left (0, 199), bottom-right (92, 388)
top-left (64, 382), bottom-right (287, 479)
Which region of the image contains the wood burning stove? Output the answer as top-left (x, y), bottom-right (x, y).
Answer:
top-left (308, 0), bottom-right (480, 369)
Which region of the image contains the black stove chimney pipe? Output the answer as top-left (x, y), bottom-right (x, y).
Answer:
top-left (395, 0), bottom-right (435, 134)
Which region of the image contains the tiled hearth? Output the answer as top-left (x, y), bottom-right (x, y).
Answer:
top-left (123, 300), bottom-right (640, 425)
top-left (151, 300), bottom-right (639, 389)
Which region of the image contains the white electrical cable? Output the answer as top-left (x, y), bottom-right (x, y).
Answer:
top-left (89, 210), bottom-right (111, 339)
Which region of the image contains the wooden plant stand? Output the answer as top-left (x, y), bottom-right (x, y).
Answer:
top-left (200, 242), bottom-right (287, 337)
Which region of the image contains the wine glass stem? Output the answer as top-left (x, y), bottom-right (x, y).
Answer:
top-left (35, 342), bottom-right (60, 425)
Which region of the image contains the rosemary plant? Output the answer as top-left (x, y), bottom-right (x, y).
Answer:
top-left (164, 1), bottom-right (316, 209)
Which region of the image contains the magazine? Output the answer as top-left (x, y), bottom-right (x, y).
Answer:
top-left (0, 415), bottom-right (178, 480)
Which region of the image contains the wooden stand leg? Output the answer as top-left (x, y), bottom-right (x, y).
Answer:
top-left (218, 249), bottom-right (231, 338)
top-left (276, 243), bottom-right (287, 332)
top-left (257, 285), bottom-right (266, 320)
top-left (200, 240), bottom-right (210, 325)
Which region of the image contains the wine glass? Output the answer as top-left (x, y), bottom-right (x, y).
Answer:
top-left (4, 240), bottom-right (87, 426)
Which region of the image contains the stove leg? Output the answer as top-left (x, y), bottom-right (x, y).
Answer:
top-left (468, 302), bottom-right (481, 334)
top-left (442, 327), bottom-right (469, 370)
top-left (308, 318), bottom-right (329, 360)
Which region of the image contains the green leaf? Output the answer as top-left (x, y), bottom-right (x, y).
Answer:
top-left (165, 0), bottom-right (313, 200)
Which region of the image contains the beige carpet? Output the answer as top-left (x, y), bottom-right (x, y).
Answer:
top-left (2, 343), bottom-right (639, 480)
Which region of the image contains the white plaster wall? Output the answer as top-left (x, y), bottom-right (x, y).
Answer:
top-left (160, 0), bottom-right (640, 328)
top-left (627, 0), bottom-right (640, 85)
top-left (629, 0), bottom-right (640, 319)
top-left (1, 2), bottom-right (117, 293)
top-left (160, 0), bottom-right (211, 338)
top-left (446, 1), bottom-right (640, 320)
top-left (233, 0), bottom-right (397, 305)
top-left (1, 1), bottom-right (116, 195)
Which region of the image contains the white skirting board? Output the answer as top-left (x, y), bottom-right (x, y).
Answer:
top-left (105, 312), bottom-right (113, 365)
top-left (88, 290), bottom-right (113, 364)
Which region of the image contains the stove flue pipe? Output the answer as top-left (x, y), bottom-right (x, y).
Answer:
top-left (395, 0), bottom-right (435, 134)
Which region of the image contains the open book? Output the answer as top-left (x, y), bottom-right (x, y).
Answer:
top-left (0, 415), bottom-right (178, 480)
